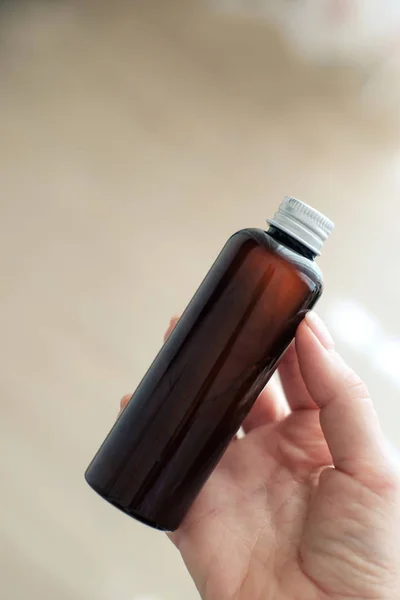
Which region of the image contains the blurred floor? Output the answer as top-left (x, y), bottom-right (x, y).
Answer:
top-left (1, 1), bottom-right (400, 599)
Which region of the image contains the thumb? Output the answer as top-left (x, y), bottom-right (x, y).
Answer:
top-left (296, 312), bottom-right (395, 493)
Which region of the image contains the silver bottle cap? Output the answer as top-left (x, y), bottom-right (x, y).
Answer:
top-left (267, 196), bottom-right (334, 255)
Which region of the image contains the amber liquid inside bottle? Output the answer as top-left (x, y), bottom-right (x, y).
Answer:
top-left (85, 227), bottom-right (323, 531)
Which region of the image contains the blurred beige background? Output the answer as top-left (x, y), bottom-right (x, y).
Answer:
top-left (1, 1), bottom-right (400, 599)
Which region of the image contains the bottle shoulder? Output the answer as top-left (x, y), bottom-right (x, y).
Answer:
top-left (231, 228), bottom-right (323, 287)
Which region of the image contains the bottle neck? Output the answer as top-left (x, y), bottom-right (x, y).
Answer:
top-left (267, 226), bottom-right (317, 261)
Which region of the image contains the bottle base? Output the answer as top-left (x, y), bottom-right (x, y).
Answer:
top-left (85, 473), bottom-right (172, 532)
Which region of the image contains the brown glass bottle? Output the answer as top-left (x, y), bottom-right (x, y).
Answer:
top-left (85, 199), bottom-right (333, 531)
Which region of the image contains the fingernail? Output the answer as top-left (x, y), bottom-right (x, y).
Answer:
top-left (305, 312), bottom-right (335, 350)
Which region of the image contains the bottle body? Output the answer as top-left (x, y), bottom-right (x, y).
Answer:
top-left (85, 228), bottom-right (323, 531)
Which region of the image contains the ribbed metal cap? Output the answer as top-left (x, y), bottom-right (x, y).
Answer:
top-left (267, 196), bottom-right (334, 255)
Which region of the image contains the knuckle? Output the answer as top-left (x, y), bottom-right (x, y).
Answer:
top-left (119, 394), bottom-right (131, 409)
top-left (164, 316), bottom-right (180, 342)
top-left (373, 465), bottom-right (400, 497)
top-left (343, 371), bottom-right (371, 403)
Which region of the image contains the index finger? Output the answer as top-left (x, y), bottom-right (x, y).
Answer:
top-left (296, 312), bottom-right (396, 493)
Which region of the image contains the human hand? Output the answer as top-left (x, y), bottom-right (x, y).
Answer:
top-left (120, 313), bottom-right (400, 600)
